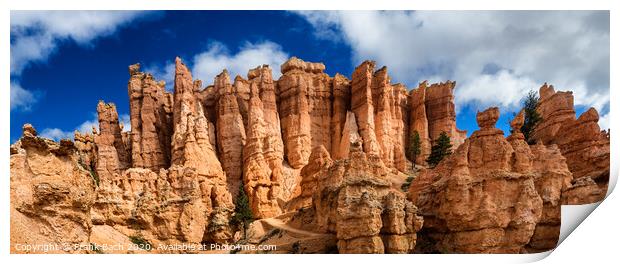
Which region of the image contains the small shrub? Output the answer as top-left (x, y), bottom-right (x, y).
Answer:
top-left (401, 176), bottom-right (415, 192)
top-left (258, 228), bottom-right (281, 244)
top-left (289, 241), bottom-right (301, 254)
top-left (90, 243), bottom-right (104, 254)
top-left (129, 235), bottom-right (152, 251)
top-left (89, 168), bottom-right (100, 187)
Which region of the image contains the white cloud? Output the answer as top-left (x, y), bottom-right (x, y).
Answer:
top-left (144, 41), bottom-right (289, 89)
top-left (40, 113), bottom-right (130, 141)
top-left (11, 11), bottom-right (148, 75)
top-left (143, 62), bottom-right (176, 91)
top-left (192, 41), bottom-right (289, 84)
top-left (598, 111), bottom-right (610, 130)
top-left (456, 70), bottom-right (538, 110)
top-left (39, 128), bottom-right (74, 142)
top-left (296, 11), bottom-right (610, 112)
top-left (10, 82), bottom-right (39, 111)
top-left (10, 11), bottom-right (152, 111)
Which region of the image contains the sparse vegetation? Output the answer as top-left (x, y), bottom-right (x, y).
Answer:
top-left (289, 241), bottom-right (301, 254)
top-left (231, 184), bottom-right (254, 240)
top-left (129, 234), bottom-right (152, 251)
top-left (89, 167), bottom-right (100, 187)
top-left (258, 228), bottom-right (282, 244)
top-left (78, 157), bottom-right (99, 187)
top-left (409, 130), bottom-right (422, 169)
top-left (324, 243), bottom-right (339, 254)
top-left (426, 132), bottom-right (452, 168)
top-left (90, 243), bottom-right (104, 254)
top-left (401, 176), bottom-right (415, 192)
top-left (519, 90), bottom-right (543, 145)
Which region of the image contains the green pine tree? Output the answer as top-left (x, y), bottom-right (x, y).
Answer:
top-left (409, 130), bottom-right (422, 169)
top-left (426, 132), bottom-right (452, 168)
top-left (231, 185), bottom-right (254, 240)
top-left (520, 90), bottom-right (543, 145)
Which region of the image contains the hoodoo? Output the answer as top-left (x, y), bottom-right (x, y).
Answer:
top-left (10, 57), bottom-right (609, 254)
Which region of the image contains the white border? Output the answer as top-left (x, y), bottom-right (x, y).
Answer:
top-left (2, 1), bottom-right (617, 263)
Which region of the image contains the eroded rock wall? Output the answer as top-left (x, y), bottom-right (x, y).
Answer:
top-left (10, 125), bottom-right (96, 253)
top-left (424, 81), bottom-right (467, 148)
top-left (532, 84), bottom-right (609, 204)
top-left (127, 64), bottom-right (173, 171)
top-left (408, 107), bottom-right (569, 253)
top-left (10, 56), bottom-right (609, 254)
top-left (312, 139), bottom-right (423, 253)
top-left (278, 57), bottom-right (332, 169)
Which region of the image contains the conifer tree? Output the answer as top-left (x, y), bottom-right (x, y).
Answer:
top-left (520, 90), bottom-right (543, 145)
top-left (231, 185), bottom-right (253, 240)
top-left (426, 132), bottom-right (452, 168)
top-left (409, 130), bottom-right (422, 169)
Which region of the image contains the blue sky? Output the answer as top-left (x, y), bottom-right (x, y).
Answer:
top-left (10, 11), bottom-right (610, 143)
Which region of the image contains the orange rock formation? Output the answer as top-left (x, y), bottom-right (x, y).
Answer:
top-left (10, 57), bottom-right (608, 254)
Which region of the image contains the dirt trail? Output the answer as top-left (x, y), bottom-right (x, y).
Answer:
top-left (261, 218), bottom-right (327, 237)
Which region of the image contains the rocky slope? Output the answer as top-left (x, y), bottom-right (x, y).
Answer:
top-left (10, 57), bottom-right (609, 254)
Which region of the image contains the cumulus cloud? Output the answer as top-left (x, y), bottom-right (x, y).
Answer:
top-left (296, 11), bottom-right (610, 113)
top-left (598, 112), bottom-right (610, 130)
top-left (39, 128), bottom-right (74, 142)
top-left (145, 41), bottom-right (289, 89)
top-left (40, 113), bottom-right (130, 141)
top-left (144, 62), bottom-right (176, 91)
top-left (10, 82), bottom-right (40, 111)
top-left (192, 41), bottom-right (289, 83)
top-left (10, 11), bottom-right (152, 111)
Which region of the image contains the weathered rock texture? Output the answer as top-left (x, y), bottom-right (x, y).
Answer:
top-left (311, 139), bottom-right (423, 253)
top-left (11, 125), bottom-right (96, 253)
top-left (94, 101), bottom-right (131, 182)
top-left (128, 63), bottom-right (173, 171)
top-left (408, 107), bottom-right (571, 253)
top-left (10, 56), bottom-right (609, 254)
top-left (423, 81), bottom-right (467, 148)
top-left (532, 83), bottom-right (609, 204)
top-left (214, 70), bottom-right (246, 198)
top-left (278, 57), bottom-right (332, 169)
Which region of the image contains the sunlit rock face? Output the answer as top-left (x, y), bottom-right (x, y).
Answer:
top-left (10, 57), bottom-right (608, 254)
top-left (532, 83), bottom-right (609, 204)
top-left (408, 107), bottom-right (571, 253)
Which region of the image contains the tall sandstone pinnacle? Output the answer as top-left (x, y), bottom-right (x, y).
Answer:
top-left (330, 73), bottom-right (352, 159)
top-left (214, 69), bottom-right (246, 198)
top-left (408, 82), bottom-right (431, 164)
top-left (350, 61), bottom-right (416, 170)
top-left (424, 80), bottom-right (467, 148)
top-left (243, 75), bottom-right (284, 218)
top-left (128, 63), bottom-right (173, 171)
top-left (94, 101), bottom-right (131, 182)
top-left (351, 61), bottom-right (383, 158)
top-left (531, 83), bottom-right (609, 204)
top-left (278, 57), bottom-right (332, 169)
